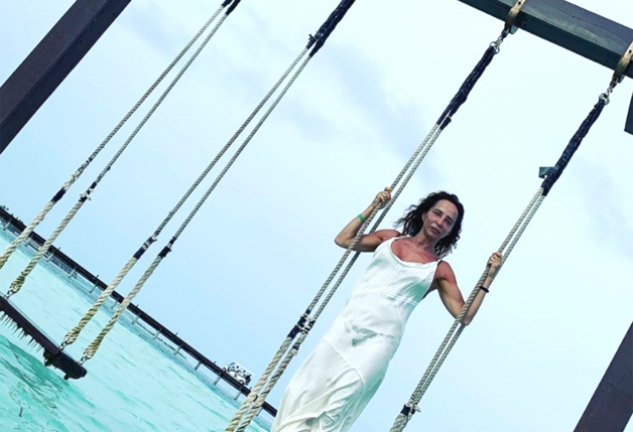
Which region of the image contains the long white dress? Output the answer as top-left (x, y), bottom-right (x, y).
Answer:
top-left (271, 236), bottom-right (439, 432)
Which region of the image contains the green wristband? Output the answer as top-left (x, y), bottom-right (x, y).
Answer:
top-left (357, 214), bottom-right (367, 223)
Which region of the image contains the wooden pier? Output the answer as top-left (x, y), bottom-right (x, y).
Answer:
top-left (0, 207), bottom-right (277, 417)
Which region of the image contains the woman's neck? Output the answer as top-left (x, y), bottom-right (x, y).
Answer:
top-left (410, 231), bottom-right (437, 252)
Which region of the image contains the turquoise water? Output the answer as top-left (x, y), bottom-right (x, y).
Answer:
top-left (0, 229), bottom-right (271, 432)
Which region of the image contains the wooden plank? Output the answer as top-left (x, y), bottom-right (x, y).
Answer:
top-left (457, 0), bottom-right (633, 135)
top-left (574, 321), bottom-right (633, 432)
top-left (0, 296), bottom-right (87, 380)
top-left (0, 0), bottom-right (133, 155)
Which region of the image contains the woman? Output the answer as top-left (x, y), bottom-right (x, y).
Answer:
top-left (271, 188), bottom-right (502, 432)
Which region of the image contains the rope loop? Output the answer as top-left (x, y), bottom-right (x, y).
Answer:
top-left (303, 316), bottom-right (316, 333)
top-left (490, 36), bottom-right (503, 54)
top-left (504, 0), bottom-right (527, 36)
top-left (493, 0), bottom-right (527, 52)
top-left (611, 39), bottom-right (633, 87)
top-left (401, 402), bottom-right (420, 418)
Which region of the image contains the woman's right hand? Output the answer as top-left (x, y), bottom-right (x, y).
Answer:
top-left (334, 186), bottom-right (399, 251)
top-left (371, 187), bottom-right (392, 209)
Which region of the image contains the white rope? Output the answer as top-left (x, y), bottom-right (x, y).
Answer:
top-left (388, 190), bottom-right (545, 432)
top-left (81, 252), bottom-right (162, 361)
top-left (62, 47), bottom-right (309, 350)
top-left (230, 19), bottom-right (518, 428)
top-left (0, 5), bottom-right (226, 275)
top-left (61, 245), bottom-right (148, 347)
top-left (229, 122), bottom-right (447, 431)
top-left (389, 61), bottom-right (625, 431)
top-left (75, 50), bottom-right (313, 360)
top-left (5, 8), bottom-right (231, 297)
top-left (230, 24), bottom-right (516, 427)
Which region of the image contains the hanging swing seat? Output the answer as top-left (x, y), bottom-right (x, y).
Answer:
top-left (0, 296), bottom-right (86, 380)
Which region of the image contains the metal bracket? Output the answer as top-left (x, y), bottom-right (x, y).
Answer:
top-left (612, 40), bottom-right (633, 86)
top-left (504, 0), bottom-right (527, 35)
top-left (613, 43), bottom-right (633, 135)
top-left (617, 41), bottom-right (633, 135)
top-left (539, 166), bottom-right (556, 179)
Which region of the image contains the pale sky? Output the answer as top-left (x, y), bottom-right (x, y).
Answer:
top-left (0, 1), bottom-right (632, 431)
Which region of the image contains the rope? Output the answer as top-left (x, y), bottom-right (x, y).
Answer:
top-left (79, 0), bottom-right (362, 361)
top-left (229, 30), bottom-right (511, 432)
top-left (5, 5), bottom-right (236, 297)
top-left (235, 338), bottom-right (303, 432)
top-left (225, 337), bottom-right (295, 432)
top-left (8, 198), bottom-right (85, 297)
top-left (228, 117), bottom-right (441, 432)
top-left (61, 241), bottom-right (150, 347)
top-left (405, 187), bottom-right (543, 404)
top-left (78, 48), bottom-right (320, 359)
top-left (307, 0), bottom-right (356, 57)
top-left (81, 252), bottom-right (162, 361)
top-left (0, 201), bottom-right (55, 273)
top-left (389, 192), bottom-right (546, 432)
top-left (388, 76), bottom-right (623, 432)
top-left (0, 4), bottom-right (228, 274)
top-left (62, 47), bottom-right (309, 349)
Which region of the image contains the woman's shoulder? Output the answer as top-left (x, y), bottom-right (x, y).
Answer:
top-left (374, 229), bottom-right (402, 243)
top-left (435, 260), bottom-right (456, 280)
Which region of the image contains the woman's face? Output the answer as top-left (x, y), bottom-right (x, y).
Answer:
top-left (422, 199), bottom-right (458, 240)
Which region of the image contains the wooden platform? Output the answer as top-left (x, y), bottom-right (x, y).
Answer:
top-left (0, 296), bottom-right (87, 380)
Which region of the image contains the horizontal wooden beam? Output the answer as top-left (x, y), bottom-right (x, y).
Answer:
top-left (457, 0), bottom-right (633, 134)
top-left (0, 0), bottom-right (133, 156)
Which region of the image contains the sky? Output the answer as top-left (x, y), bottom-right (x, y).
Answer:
top-left (1, 0), bottom-right (632, 431)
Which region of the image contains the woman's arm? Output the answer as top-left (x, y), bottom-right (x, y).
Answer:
top-left (435, 253), bottom-right (501, 325)
top-left (334, 187), bottom-right (399, 252)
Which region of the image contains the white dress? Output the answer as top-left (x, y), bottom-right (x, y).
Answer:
top-left (271, 237), bottom-right (439, 432)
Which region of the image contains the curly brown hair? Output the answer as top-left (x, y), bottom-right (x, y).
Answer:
top-left (395, 191), bottom-right (464, 257)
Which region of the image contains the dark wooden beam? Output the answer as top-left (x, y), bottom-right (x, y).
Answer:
top-left (0, 0), bottom-right (133, 155)
top-left (457, 0), bottom-right (633, 134)
top-left (627, 92), bottom-right (633, 135)
top-left (574, 321), bottom-right (633, 432)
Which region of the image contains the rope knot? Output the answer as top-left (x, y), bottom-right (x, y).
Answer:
top-left (304, 317), bottom-right (316, 332)
top-left (401, 402), bottom-right (421, 418)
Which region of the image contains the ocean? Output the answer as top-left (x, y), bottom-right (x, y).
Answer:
top-left (0, 228), bottom-right (271, 432)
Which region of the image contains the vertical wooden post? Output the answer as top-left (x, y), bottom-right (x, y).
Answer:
top-left (574, 322), bottom-right (633, 432)
top-left (0, 0), bottom-right (134, 154)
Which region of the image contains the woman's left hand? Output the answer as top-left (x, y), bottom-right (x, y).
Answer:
top-left (487, 252), bottom-right (502, 275)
